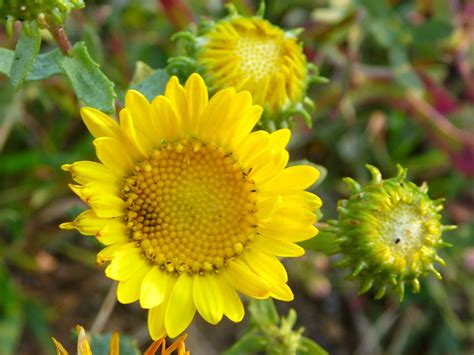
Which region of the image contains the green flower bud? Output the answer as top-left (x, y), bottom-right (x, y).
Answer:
top-left (328, 165), bottom-right (455, 300)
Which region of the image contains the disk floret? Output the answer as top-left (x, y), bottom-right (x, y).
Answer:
top-left (168, 4), bottom-right (325, 129)
top-left (333, 165), bottom-right (455, 300)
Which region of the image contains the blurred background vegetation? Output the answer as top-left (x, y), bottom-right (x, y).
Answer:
top-left (0, 0), bottom-right (473, 354)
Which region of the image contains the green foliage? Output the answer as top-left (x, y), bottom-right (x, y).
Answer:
top-left (57, 42), bottom-right (116, 113)
top-left (224, 299), bottom-right (327, 355)
top-left (9, 24), bottom-right (41, 90)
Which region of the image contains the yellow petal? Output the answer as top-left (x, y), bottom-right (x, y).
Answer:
top-left (96, 242), bottom-right (136, 265)
top-left (244, 249), bottom-right (288, 284)
top-left (193, 274), bottom-right (223, 325)
top-left (109, 332), bottom-right (120, 355)
top-left (59, 209), bottom-right (108, 235)
top-left (117, 263), bottom-right (150, 304)
top-left (280, 191), bottom-right (323, 211)
top-left (140, 266), bottom-right (170, 309)
top-left (269, 282), bottom-right (294, 301)
top-left (256, 195), bottom-right (281, 220)
top-left (51, 337), bottom-right (69, 355)
top-left (259, 223), bottom-right (318, 242)
top-left (269, 129), bottom-right (291, 151)
top-left (215, 273), bottom-right (244, 322)
top-left (259, 165), bottom-right (320, 193)
top-left (151, 96), bottom-right (182, 140)
top-left (96, 221), bottom-right (129, 245)
top-left (253, 236), bottom-right (305, 257)
top-left (251, 150), bottom-right (289, 185)
top-left (119, 108), bottom-right (150, 158)
top-left (80, 107), bottom-right (121, 139)
top-left (227, 104), bottom-right (263, 149)
top-left (164, 274), bottom-right (196, 338)
top-left (196, 88), bottom-right (234, 143)
top-left (124, 90), bottom-right (156, 144)
top-left (224, 258), bottom-right (270, 299)
top-left (184, 73), bottom-right (208, 133)
top-left (77, 326), bottom-right (92, 355)
top-left (165, 76), bottom-right (189, 132)
top-left (148, 277), bottom-right (176, 340)
top-left (93, 137), bottom-right (134, 175)
top-left (105, 249), bottom-right (145, 281)
top-left (62, 161), bottom-right (120, 185)
top-left (233, 130), bottom-right (270, 167)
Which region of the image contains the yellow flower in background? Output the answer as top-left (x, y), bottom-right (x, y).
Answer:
top-left (197, 16), bottom-right (306, 120)
top-left (61, 73), bottom-right (321, 339)
top-left (168, 5), bottom-right (325, 129)
top-left (51, 325), bottom-right (189, 354)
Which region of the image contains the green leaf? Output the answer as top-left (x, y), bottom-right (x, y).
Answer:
top-left (222, 333), bottom-right (268, 355)
top-left (9, 23), bottom-right (42, 90)
top-left (130, 68), bottom-right (170, 101)
top-left (297, 337), bottom-right (328, 355)
top-left (28, 50), bottom-right (62, 80)
top-left (389, 46), bottom-right (424, 94)
top-left (409, 20), bottom-right (453, 43)
top-left (0, 48), bottom-right (14, 75)
top-left (357, 0), bottom-right (390, 18)
top-left (56, 42), bottom-right (116, 113)
top-left (0, 49), bottom-right (62, 81)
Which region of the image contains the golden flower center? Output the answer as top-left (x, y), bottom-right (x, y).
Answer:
top-left (236, 35), bottom-right (280, 80)
top-left (122, 141), bottom-right (257, 276)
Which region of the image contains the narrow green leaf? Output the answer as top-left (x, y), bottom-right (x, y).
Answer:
top-left (9, 23), bottom-right (41, 90)
top-left (56, 42), bottom-right (116, 113)
top-left (130, 68), bottom-right (170, 101)
top-left (297, 337), bottom-right (328, 355)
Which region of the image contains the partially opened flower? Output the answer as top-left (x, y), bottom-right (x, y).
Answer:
top-left (325, 165), bottom-right (455, 300)
top-left (61, 73), bottom-right (321, 339)
top-left (168, 5), bottom-right (324, 129)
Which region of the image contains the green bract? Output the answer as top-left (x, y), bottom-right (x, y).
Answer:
top-left (327, 165), bottom-right (456, 300)
top-left (0, 0), bottom-right (84, 36)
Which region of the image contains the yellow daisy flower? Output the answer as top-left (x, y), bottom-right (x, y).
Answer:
top-left (61, 73), bottom-right (321, 339)
top-left (168, 5), bottom-right (324, 129)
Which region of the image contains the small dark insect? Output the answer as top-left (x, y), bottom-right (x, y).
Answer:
top-left (395, 238), bottom-right (401, 244)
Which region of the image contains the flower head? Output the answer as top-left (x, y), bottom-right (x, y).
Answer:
top-left (168, 5), bottom-right (323, 129)
top-left (52, 325), bottom-right (189, 355)
top-left (327, 165), bottom-right (455, 300)
top-left (61, 73), bottom-right (321, 339)
top-left (0, 0), bottom-right (84, 36)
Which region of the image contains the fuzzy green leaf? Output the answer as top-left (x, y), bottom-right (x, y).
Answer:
top-left (56, 42), bottom-right (116, 113)
top-left (9, 23), bottom-right (41, 90)
top-left (0, 49), bottom-right (62, 81)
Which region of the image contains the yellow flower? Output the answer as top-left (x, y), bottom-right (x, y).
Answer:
top-left (61, 73), bottom-right (321, 339)
top-left (52, 325), bottom-right (189, 354)
top-left (169, 5), bottom-right (324, 129)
